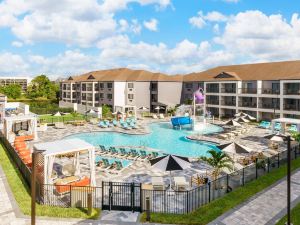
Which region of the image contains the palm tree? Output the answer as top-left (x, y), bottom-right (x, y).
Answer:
top-left (199, 150), bottom-right (233, 181)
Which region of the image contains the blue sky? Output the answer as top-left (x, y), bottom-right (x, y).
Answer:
top-left (0, 0), bottom-right (299, 78)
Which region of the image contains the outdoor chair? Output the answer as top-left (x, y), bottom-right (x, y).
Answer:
top-left (159, 114), bottom-right (165, 119)
top-left (152, 176), bottom-right (165, 190)
top-left (54, 122), bottom-right (66, 129)
top-left (174, 177), bottom-right (189, 191)
top-left (152, 114), bottom-right (158, 119)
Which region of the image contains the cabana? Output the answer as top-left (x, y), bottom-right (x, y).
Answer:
top-left (271, 118), bottom-right (300, 133)
top-left (3, 114), bottom-right (38, 142)
top-left (33, 138), bottom-right (96, 186)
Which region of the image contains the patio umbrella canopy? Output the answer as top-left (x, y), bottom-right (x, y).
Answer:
top-left (224, 119), bottom-right (242, 127)
top-left (234, 112), bottom-right (248, 117)
top-left (139, 106), bottom-right (149, 110)
top-left (86, 109), bottom-right (96, 114)
top-left (244, 114), bottom-right (256, 121)
top-left (218, 142), bottom-right (253, 154)
top-left (150, 155), bottom-right (190, 190)
top-left (52, 111), bottom-right (62, 117)
top-left (234, 117), bottom-right (250, 123)
top-left (264, 134), bottom-right (286, 142)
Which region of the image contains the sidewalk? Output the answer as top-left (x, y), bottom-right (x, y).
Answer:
top-left (209, 169), bottom-right (300, 225)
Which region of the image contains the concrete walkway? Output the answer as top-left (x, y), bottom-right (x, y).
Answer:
top-left (209, 169), bottom-right (300, 225)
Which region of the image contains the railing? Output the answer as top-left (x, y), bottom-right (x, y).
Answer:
top-left (221, 101), bottom-right (236, 106)
top-left (262, 89), bottom-right (280, 95)
top-left (259, 103), bottom-right (280, 109)
top-left (239, 88), bottom-right (257, 94)
top-left (221, 88), bottom-right (236, 93)
top-left (239, 102), bottom-right (257, 108)
top-left (284, 89), bottom-right (300, 95)
top-left (283, 104), bottom-right (300, 111)
top-left (1, 133), bottom-right (299, 214)
top-left (206, 100), bottom-right (219, 105)
top-left (206, 88), bottom-right (219, 93)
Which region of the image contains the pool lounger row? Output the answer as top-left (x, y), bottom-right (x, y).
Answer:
top-left (96, 157), bottom-right (124, 171)
top-left (99, 145), bottom-right (159, 160)
top-left (98, 119), bottom-right (137, 129)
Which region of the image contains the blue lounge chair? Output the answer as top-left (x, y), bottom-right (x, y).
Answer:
top-left (104, 120), bottom-right (113, 127)
top-left (112, 120), bottom-right (118, 126)
top-left (130, 122), bottom-right (137, 129)
top-left (152, 152), bottom-right (159, 158)
top-left (289, 124), bottom-right (297, 132)
top-left (99, 121), bottom-right (108, 128)
top-left (114, 161), bottom-right (123, 170)
top-left (99, 145), bottom-right (107, 152)
top-left (140, 150), bottom-right (148, 159)
top-left (121, 123), bottom-right (131, 130)
top-left (258, 121), bottom-right (270, 129)
top-left (119, 148), bottom-right (128, 156)
top-left (130, 149), bottom-right (139, 157)
top-left (109, 147), bottom-right (118, 154)
top-left (102, 158), bottom-right (111, 168)
top-left (275, 122), bottom-right (281, 131)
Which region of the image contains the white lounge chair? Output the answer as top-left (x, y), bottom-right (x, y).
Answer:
top-left (174, 177), bottom-right (189, 190)
top-left (152, 114), bottom-right (158, 119)
top-left (159, 114), bottom-right (165, 119)
top-left (152, 176), bottom-right (165, 190)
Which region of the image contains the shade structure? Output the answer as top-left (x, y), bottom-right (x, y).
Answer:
top-left (52, 111), bottom-right (62, 116)
top-left (234, 117), bottom-right (250, 123)
top-left (150, 155), bottom-right (190, 190)
top-left (224, 119), bottom-right (242, 127)
top-left (218, 142), bottom-right (253, 154)
top-left (86, 109), bottom-right (96, 114)
top-left (234, 112), bottom-right (248, 117)
top-left (112, 111), bottom-right (125, 115)
top-left (264, 134), bottom-right (285, 142)
top-left (244, 114), bottom-right (256, 121)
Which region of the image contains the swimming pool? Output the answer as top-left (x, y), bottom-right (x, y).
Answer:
top-left (66, 122), bottom-right (222, 158)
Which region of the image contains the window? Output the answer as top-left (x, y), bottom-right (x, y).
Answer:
top-left (81, 83), bottom-right (86, 91)
top-left (185, 83), bottom-right (193, 88)
top-left (128, 94), bottom-right (134, 99)
top-left (107, 93), bottom-right (113, 99)
top-left (128, 83), bottom-right (134, 88)
top-left (99, 83), bottom-right (104, 89)
top-left (107, 83), bottom-right (113, 88)
top-left (95, 94), bottom-right (99, 101)
top-left (81, 93), bottom-right (86, 100)
top-left (63, 84), bottom-right (66, 90)
top-left (95, 83), bottom-right (99, 91)
top-left (100, 93), bottom-right (104, 98)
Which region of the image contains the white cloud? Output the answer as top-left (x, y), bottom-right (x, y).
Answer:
top-left (0, 52), bottom-right (29, 74)
top-left (223, 0), bottom-right (239, 3)
top-left (11, 41), bottom-right (23, 47)
top-left (189, 12), bottom-right (206, 28)
top-left (131, 19), bottom-right (142, 34)
top-left (143, 18), bottom-right (158, 31)
top-left (213, 24), bottom-right (220, 34)
top-left (189, 11), bottom-right (227, 29)
top-left (214, 10), bottom-right (300, 61)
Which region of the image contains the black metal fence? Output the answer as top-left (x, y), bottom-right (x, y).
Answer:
top-left (0, 134), bottom-right (299, 214)
top-left (38, 115), bottom-right (93, 124)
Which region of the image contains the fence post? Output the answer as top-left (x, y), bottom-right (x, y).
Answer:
top-left (146, 197), bottom-right (150, 222)
top-left (255, 158), bottom-right (258, 179)
top-left (208, 182), bottom-right (211, 203)
top-left (242, 168), bottom-right (245, 186)
top-left (186, 191), bottom-right (189, 213)
top-left (87, 192), bottom-right (92, 216)
top-left (139, 183), bottom-right (142, 213)
top-left (277, 153), bottom-right (280, 168)
top-left (131, 182), bottom-right (135, 212)
top-left (101, 181), bottom-right (104, 209)
top-left (109, 182), bottom-right (112, 211)
top-left (226, 174), bottom-right (229, 193)
top-left (267, 157), bottom-right (270, 173)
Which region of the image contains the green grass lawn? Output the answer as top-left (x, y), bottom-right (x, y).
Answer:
top-left (141, 157), bottom-right (300, 225)
top-left (0, 143), bottom-right (100, 219)
top-left (38, 114), bottom-right (86, 123)
top-left (276, 203), bottom-right (300, 225)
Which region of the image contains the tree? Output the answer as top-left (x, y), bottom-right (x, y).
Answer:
top-left (0, 84), bottom-right (22, 99)
top-left (291, 132), bottom-right (300, 143)
top-left (199, 150), bottom-right (233, 181)
top-left (27, 75), bottom-right (57, 99)
top-left (102, 104), bottom-right (112, 118)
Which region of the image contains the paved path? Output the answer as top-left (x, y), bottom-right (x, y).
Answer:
top-left (209, 169), bottom-right (300, 225)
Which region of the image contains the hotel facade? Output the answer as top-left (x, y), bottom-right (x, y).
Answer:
top-left (60, 60), bottom-right (300, 120)
top-left (0, 77), bottom-right (31, 91)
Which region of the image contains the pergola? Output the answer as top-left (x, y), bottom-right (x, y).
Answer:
top-left (114, 105), bottom-right (137, 119)
top-left (271, 118), bottom-right (300, 133)
top-left (33, 138), bottom-right (96, 186)
top-left (3, 114), bottom-right (38, 142)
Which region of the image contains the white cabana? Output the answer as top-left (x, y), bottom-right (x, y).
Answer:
top-left (271, 118), bottom-right (300, 133)
top-left (3, 114), bottom-right (38, 142)
top-left (33, 138), bottom-right (96, 186)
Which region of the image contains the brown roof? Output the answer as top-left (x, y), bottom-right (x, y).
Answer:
top-left (184, 60), bottom-right (300, 81)
top-left (65, 68), bottom-right (183, 82)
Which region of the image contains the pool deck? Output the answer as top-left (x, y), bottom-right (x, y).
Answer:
top-left (32, 118), bottom-right (287, 186)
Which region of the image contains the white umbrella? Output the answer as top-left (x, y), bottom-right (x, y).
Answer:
top-left (139, 106), bottom-right (149, 110)
top-left (224, 119), bottom-right (242, 127)
top-left (270, 136), bottom-right (285, 142)
top-left (86, 109), bottom-right (96, 114)
top-left (234, 117), bottom-right (250, 123)
top-left (53, 111), bottom-right (62, 117)
top-left (155, 106), bottom-right (164, 115)
top-left (244, 114), bottom-right (256, 121)
top-left (234, 112), bottom-right (248, 117)
top-left (218, 142), bottom-right (253, 154)
top-left (150, 155), bottom-right (190, 190)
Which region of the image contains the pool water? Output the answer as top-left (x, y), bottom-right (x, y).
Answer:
top-left (95, 156), bottom-right (132, 167)
top-left (66, 122), bottom-right (222, 158)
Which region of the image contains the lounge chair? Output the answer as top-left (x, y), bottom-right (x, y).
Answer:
top-left (119, 148), bottom-right (128, 156)
top-left (130, 122), bottom-right (137, 129)
top-left (159, 114), bottom-right (165, 119)
top-left (152, 114), bottom-right (158, 119)
top-left (152, 177), bottom-right (165, 190)
top-left (109, 147), bottom-right (118, 155)
top-left (140, 150), bottom-right (148, 159)
top-left (121, 123), bottom-right (131, 130)
top-left (102, 158), bottom-right (111, 168)
top-left (275, 122), bottom-right (281, 131)
top-left (174, 177), bottom-right (189, 190)
top-left (130, 149), bottom-right (139, 158)
top-left (99, 145), bottom-right (107, 153)
top-left (218, 133), bottom-right (228, 140)
top-left (99, 121), bottom-right (108, 128)
top-left (151, 152), bottom-right (159, 158)
top-left (289, 124), bottom-right (297, 132)
top-left (114, 161), bottom-right (123, 170)
top-left (104, 120), bottom-right (113, 127)
top-left (112, 120), bottom-right (118, 126)
top-left (258, 121), bottom-right (271, 129)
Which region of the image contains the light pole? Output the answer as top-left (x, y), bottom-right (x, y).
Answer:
top-left (286, 135), bottom-right (292, 225)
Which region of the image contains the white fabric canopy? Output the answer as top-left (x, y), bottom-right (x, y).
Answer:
top-left (220, 142), bottom-right (253, 154)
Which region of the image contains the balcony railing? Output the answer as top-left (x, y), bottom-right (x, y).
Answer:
top-left (221, 101), bottom-right (236, 106)
top-left (262, 88), bottom-right (280, 95)
top-left (239, 102), bottom-right (257, 108)
top-left (284, 89), bottom-right (300, 95)
top-left (239, 88), bottom-right (257, 94)
top-left (259, 103), bottom-right (280, 109)
top-left (283, 104), bottom-right (300, 111)
top-left (206, 100), bottom-right (219, 105)
top-left (206, 88), bottom-right (219, 93)
top-left (221, 88), bottom-right (236, 93)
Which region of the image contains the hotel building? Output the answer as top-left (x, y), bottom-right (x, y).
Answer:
top-left (0, 77), bottom-right (31, 91)
top-left (60, 60), bottom-right (300, 120)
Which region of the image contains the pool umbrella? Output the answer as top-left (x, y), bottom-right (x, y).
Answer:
top-left (234, 117), bottom-right (250, 123)
top-left (234, 112), bottom-right (248, 117)
top-left (52, 111), bottom-right (62, 117)
top-left (150, 155), bottom-right (190, 190)
top-left (264, 134), bottom-right (286, 142)
top-left (244, 114), bottom-right (256, 121)
top-left (86, 109), bottom-right (96, 114)
top-left (154, 106), bottom-right (162, 114)
top-left (224, 119), bottom-right (242, 127)
top-left (218, 142), bottom-right (253, 154)
top-left (139, 106), bottom-right (149, 110)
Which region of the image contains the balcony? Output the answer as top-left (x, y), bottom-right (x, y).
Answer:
top-left (206, 88), bottom-right (219, 93)
top-left (221, 88), bottom-right (236, 94)
top-left (284, 104), bottom-right (300, 111)
top-left (261, 88), bottom-right (280, 95)
top-left (239, 88), bottom-right (257, 94)
top-left (221, 101), bottom-right (236, 106)
top-left (284, 89), bottom-right (300, 95)
top-left (239, 102), bottom-right (257, 108)
top-left (206, 99), bottom-right (219, 105)
top-left (259, 103), bottom-right (280, 109)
